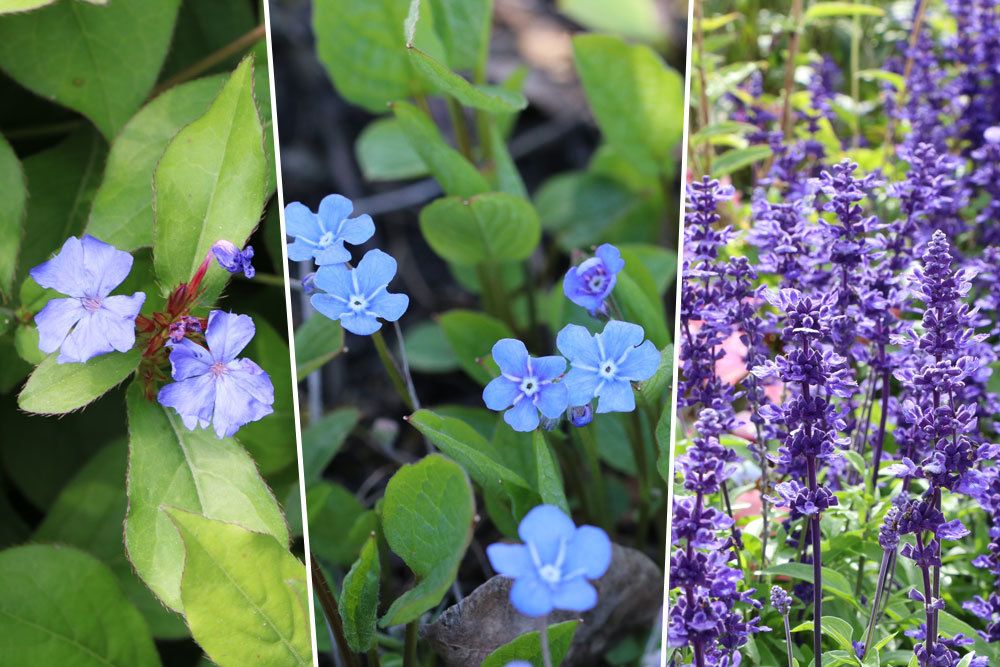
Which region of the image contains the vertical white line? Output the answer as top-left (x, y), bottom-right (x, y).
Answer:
top-left (661, 0), bottom-right (696, 665)
top-left (259, 4), bottom-right (321, 666)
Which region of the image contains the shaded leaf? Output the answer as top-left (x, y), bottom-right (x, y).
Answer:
top-left (294, 314), bottom-right (344, 380)
top-left (407, 45), bottom-right (526, 113)
top-left (481, 621), bottom-right (579, 667)
top-left (356, 116), bottom-right (429, 182)
top-left (301, 407), bottom-right (361, 485)
top-left (340, 535), bottom-right (381, 653)
top-left (18, 348), bottom-right (140, 414)
top-left (437, 309), bottom-right (513, 384)
top-left (0, 133), bottom-right (25, 299)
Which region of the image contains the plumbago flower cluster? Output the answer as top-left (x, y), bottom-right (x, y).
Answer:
top-left (673, 3), bottom-right (1000, 665)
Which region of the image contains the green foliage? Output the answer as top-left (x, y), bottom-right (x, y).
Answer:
top-left (437, 309), bottom-right (513, 384)
top-left (480, 621), bottom-right (580, 666)
top-left (356, 117), bottom-right (429, 181)
top-left (393, 101), bottom-right (490, 196)
top-left (407, 45), bottom-right (527, 113)
top-left (294, 314), bottom-right (344, 380)
top-left (0, 134), bottom-right (25, 299)
top-left (18, 348), bottom-right (141, 414)
top-left (340, 535), bottom-right (381, 652)
top-left (419, 193), bottom-right (541, 265)
top-left (301, 407), bottom-right (361, 485)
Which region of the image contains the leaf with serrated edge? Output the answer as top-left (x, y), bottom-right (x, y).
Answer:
top-left (19, 348), bottom-right (140, 415)
top-left (124, 381), bottom-right (287, 612)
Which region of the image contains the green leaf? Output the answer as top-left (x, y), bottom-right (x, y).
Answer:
top-left (0, 0), bottom-right (181, 138)
top-left (294, 314), bottom-right (344, 380)
top-left (392, 101), bottom-right (489, 197)
top-left (438, 309), bottom-right (514, 384)
top-left (532, 431), bottom-right (569, 513)
top-left (18, 348), bottom-right (140, 414)
top-left (573, 34), bottom-right (683, 176)
top-left (792, 616), bottom-right (853, 652)
top-left (535, 171), bottom-right (638, 251)
top-left (420, 193), bottom-right (541, 265)
top-left (356, 117), bottom-right (429, 182)
top-left (481, 620), bottom-right (579, 667)
top-left (655, 395), bottom-right (672, 482)
top-left (855, 69), bottom-right (904, 91)
top-left (760, 563), bottom-right (862, 609)
top-left (804, 2), bottom-right (885, 21)
top-left (0, 133), bottom-right (25, 299)
top-left (0, 0), bottom-right (56, 14)
top-left (711, 145), bottom-right (774, 177)
top-left (558, 0), bottom-right (665, 43)
top-left (407, 46), bottom-right (527, 113)
top-left (0, 544), bottom-right (160, 666)
top-left (427, 0), bottom-right (492, 70)
top-left (124, 382), bottom-right (288, 612)
top-left (13, 323), bottom-right (44, 364)
top-left (488, 122), bottom-right (527, 198)
top-left (619, 243), bottom-right (677, 296)
top-left (306, 482), bottom-right (375, 566)
top-left (153, 55), bottom-right (266, 299)
top-left (407, 409), bottom-right (533, 493)
top-left (340, 535), bottom-right (381, 653)
top-left (166, 510), bottom-right (312, 666)
top-left (404, 319), bottom-right (460, 373)
top-left (87, 75), bottom-right (227, 252)
top-left (301, 407), bottom-right (361, 485)
top-left (640, 344), bottom-right (673, 406)
top-left (380, 454), bottom-right (475, 626)
top-left (612, 270), bottom-right (670, 348)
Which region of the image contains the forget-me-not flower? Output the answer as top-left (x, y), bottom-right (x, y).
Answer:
top-left (310, 249), bottom-right (409, 335)
top-left (30, 235), bottom-right (146, 364)
top-left (487, 504), bottom-right (611, 617)
top-left (285, 194), bottom-right (374, 265)
top-left (563, 244), bottom-right (625, 315)
top-left (157, 310), bottom-right (274, 438)
top-left (556, 321), bottom-right (659, 413)
top-left (483, 339), bottom-right (568, 432)
top-left (211, 240), bottom-right (255, 278)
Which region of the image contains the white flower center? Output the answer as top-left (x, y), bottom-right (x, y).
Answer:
top-left (538, 564), bottom-right (561, 584)
top-left (81, 296), bottom-right (103, 313)
top-left (599, 360), bottom-right (617, 380)
top-left (587, 274), bottom-right (606, 292)
top-left (519, 376), bottom-right (540, 397)
top-left (349, 294), bottom-right (368, 312)
top-left (318, 230), bottom-right (335, 248)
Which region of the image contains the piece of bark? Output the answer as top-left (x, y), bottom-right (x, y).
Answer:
top-left (423, 543), bottom-right (662, 665)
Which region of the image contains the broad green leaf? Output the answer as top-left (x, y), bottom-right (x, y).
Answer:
top-left (340, 535), bottom-right (380, 653)
top-left (532, 431), bottom-right (569, 513)
top-left (619, 243), bottom-right (677, 296)
top-left (419, 193), bottom-right (541, 265)
top-left (404, 319), bottom-right (460, 373)
top-left (87, 75), bottom-right (226, 252)
top-left (124, 382), bottom-right (288, 612)
top-left (700, 12), bottom-right (743, 32)
top-left (639, 344), bottom-right (673, 406)
top-left (301, 407), bottom-right (360, 484)
top-left (558, 0), bottom-right (665, 43)
top-left (13, 324), bottom-right (44, 364)
top-left (938, 610), bottom-right (995, 659)
top-left (407, 409), bottom-right (532, 492)
top-left (711, 145), bottom-right (774, 177)
top-left (481, 620), bottom-right (579, 666)
top-left (0, 0), bottom-right (181, 138)
top-left (393, 101), bottom-right (489, 197)
top-left (407, 46), bottom-right (527, 113)
top-left (17, 129), bottom-right (106, 276)
top-left (0, 0), bottom-right (56, 14)
top-left (855, 69), bottom-right (904, 91)
top-left (655, 396), bottom-right (671, 482)
top-left (437, 309), bottom-right (514, 384)
top-left (18, 348), bottom-right (140, 414)
top-left (0, 544), bottom-right (159, 666)
top-left (153, 56), bottom-right (266, 300)
top-left (161, 0), bottom-right (255, 76)
top-left (804, 2), bottom-right (885, 21)
top-left (573, 34), bottom-right (683, 176)
top-left (760, 563), bottom-right (862, 609)
top-left (0, 336), bottom-right (28, 393)
top-left (612, 270), bottom-right (670, 348)
top-left (380, 454), bottom-right (475, 626)
top-left (252, 40), bottom-right (277, 199)
top-left (0, 134), bottom-right (25, 299)
top-left (427, 0), bottom-right (492, 70)
top-left (688, 120), bottom-right (760, 146)
top-left (294, 314), bottom-right (344, 380)
top-left (791, 616), bottom-right (853, 652)
top-left (167, 510), bottom-right (312, 667)
top-left (237, 315), bottom-right (296, 475)
top-left (535, 171), bottom-right (638, 251)
top-left (306, 482), bottom-right (375, 566)
top-left (356, 117), bottom-right (429, 182)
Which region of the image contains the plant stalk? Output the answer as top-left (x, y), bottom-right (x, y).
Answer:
top-left (372, 330), bottom-right (415, 411)
top-left (577, 425), bottom-right (613, 532)
top-left (538, 616), bottom-right (554, 667)
top-left (310, 556), bottom-right (360, 667)
top-left (403, 622), bottom-right (418, 667)
top-left (153, 24), bottom-right (266, 96)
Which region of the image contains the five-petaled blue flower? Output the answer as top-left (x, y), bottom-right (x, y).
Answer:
top-left (285, 194), bottom-right (375, 265)
top-left (556, 321), bottom-right (659, 413)
top-left (211, 240), bottom-right (255, 278)
top-left (158, 310), bottom-right (274, 438)
top-left (30, 235), bottom-right (146, 364)
top-left (487, 504), bottom-right (612, 617)
top-left (563, 244), bottom-right (625, 315)
top-left (483, 339), bottom-right (568, 432)
top-left (310, 249), bottom-right (409, 335)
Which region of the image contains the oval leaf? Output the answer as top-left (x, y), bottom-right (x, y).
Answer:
top-left (294, 314), bottom-right (344, 380)
top-left (18, 348), bottom-right (141, 414)
top-left (407, 45), bottom-right (527, 113)
top-left (340, 535), bottom-right (381, 653)
top-left (481, 620), bottom-right (579, 667)
top-left (420, 193), bottom-right (541, 265)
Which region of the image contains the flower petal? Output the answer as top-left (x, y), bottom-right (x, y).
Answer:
top-left (339, 311), bottom-right (382, 336)
top-left (90, 305), bottom-right (138, 353)
top-left (518, 504), bottom-right (576, 564)
top-left (158, 374), bottom-right (217, 428)
top-left (491, 339), bottom-right (529, 377)
top-left (33, 298), bottom-right (84, 354)
top-left (594, 243), bottom-right (624, 273)
top-left (212, 365), bottom-right (274, 438)
top-left (563, 367), bottom-right (599, 407)
top-left (617, 339), bottom-right (660, 382)
top-left (101, 293), bottom-right (146, 321)
top-left (530, 355), bottom-right (566, 382)
top-left (313, 242), bottom-right (351, 266)
top-left (287, 238), bottom-right (318, 262)
top-left (483, 377), bottom-right (520, 410)
top-left (595, 379), bottom-right (635, 413)
top-left (551, 578), bottom-right (598, 613)
top-left (563, 525), bottom-right (612, 579)
top-left (57, 312), bottom-right (113, 363)
top-left (486, 543), bottom-right (534, 578)
top-left (556, 324), bottom-right (600, 368)
top-left (534, 383), bottom-right (568, 420)
top-left (369, 291), bottom-right (409, 322)
top-left (29, 236), bottom-right (88, 297)
top-left (355, 249), bottom-right (398, 297)
top-left (205, 311), bottom-right (256, 362)
top-left (317, 194), bottom-right (354, 230)
top-left (81, 235), bottom-right (133, 297)
top-left (598, 321), bottom-right (645, 360)
top-left (504, 397), bottom-right (539, 432)
top-left (509, 574), bottom-right (553, 617)
top-left (167, 339), bottom-right (214, 380)
top-left (313, 263), bottom-right (353, 297)
top-left (311, 293), bottom-right (351, 321)
top-left (284, 201), bottom-right (322, 240)
top-left (338, 213), bottom-right (375, 245)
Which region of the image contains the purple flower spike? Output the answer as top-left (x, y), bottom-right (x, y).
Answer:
top-left (483, 339), bottom-right (568, 432)
top-left (487, 504), bottom-right (611, 617)
top-left (211, 240), bottom-right (255, 278)
top-left (563, 244), bottom-right (625, 315)
top-left (556, 321), bottom-right (659, 413)
top-left (157, 311), bottom-right (274, 439)
top-left (310, 249), bottom-right (409, 336)
top-left (285, 194), bottom-right (374, 265)
top-left (770, 586), bottom-right (792, 615)
top-left (30, 235), bottom-right (146, 364)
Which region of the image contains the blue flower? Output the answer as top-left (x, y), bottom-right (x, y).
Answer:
top-left (483, 339), bottom-right (568, 432)
top-left (29, 235), bottom-right (146, 364)
top-left (310, 249), bottom-right (409, 335)
top-left (157, 311), bottom-right (274, 438)
top-left (487, 504), bottom-right (612, 617)
top-left (211, 240), bottom-right (255, 278)
top-left (285, 194), bottom-right (374, 265)
top-left (567, 404), bottom-right (593, 428)
top-left (556, 321), bottom-right (659, 413)
top-left (563, 244), bottom-right (625, 315)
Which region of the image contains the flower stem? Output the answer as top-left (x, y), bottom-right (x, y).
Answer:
top-left (782, 613), bottom-right (794, 667)
top-left (403, 621), bottom-right (418, 667)
top-left (392, 321), bottom-right (421, 410)
top-left (576, 425), bottom-right (613, 532)
top-left (445, 97), bottom-right (474, 161)
top-left (372, 330), bottom-right (415, 412)
top-left (860, 548), bottom-right (894, 660)
top-left (368, 648), bottom-right (381, 667)
top-left (538, 616), bottom-right (554, 667)
top-left (310, 556), bottom-right (360, 667)
top-left (807, 457), bottom-right (823, 665)
top-left (627, 409), bottom-right (651, 547)
top-left (152, 24), bottom-right (265, 96)
top-left (781, 0), bottom-right (804, 141)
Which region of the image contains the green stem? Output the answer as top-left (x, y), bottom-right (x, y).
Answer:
top-left (538, 616), bottom-right (554, 667)
top-left (576, 425), bottom-right (613, 533)
top-left (368, 648), bottom-right (381, 667)
top-left (243, 272), bottom-right (289, 287)
top-left (627, 409), bottom-right (651, 548)
top-left (445, 97), bottom-right (473, 161)
top-left (477, 263), bottom-right (518, 332)
top-left (310, 557), bottom-right (360, 667)
top-left (403, 622), bottom-right (418, 667)
top-left (372, 330), bottom-right (415, 411)
top-left (850, 0), bottom-right (862, 148)
top-left (152, 24), bottom-right (265, 96)
top-left (522, 261), bottom-right (541, 348)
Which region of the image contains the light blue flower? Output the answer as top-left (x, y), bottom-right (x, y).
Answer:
top-left (483, 339), bottom-right (568, 432)
top-left (487, 504), bottom-right (612, 617)
top-left (211, 240), bottom-right (255, 278)
top-left (310, 249), bottom-right (409, 335)
top-left (158, 311), bottom-right (274, 438)
top-left (562, 244), bottom-right (625, 315)
top-left (285, 194), bottom-right (374, 265)
top-left (29, 235), bottom-right (146, 364)
top-left (556, 321), bottom-right (659, 413)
